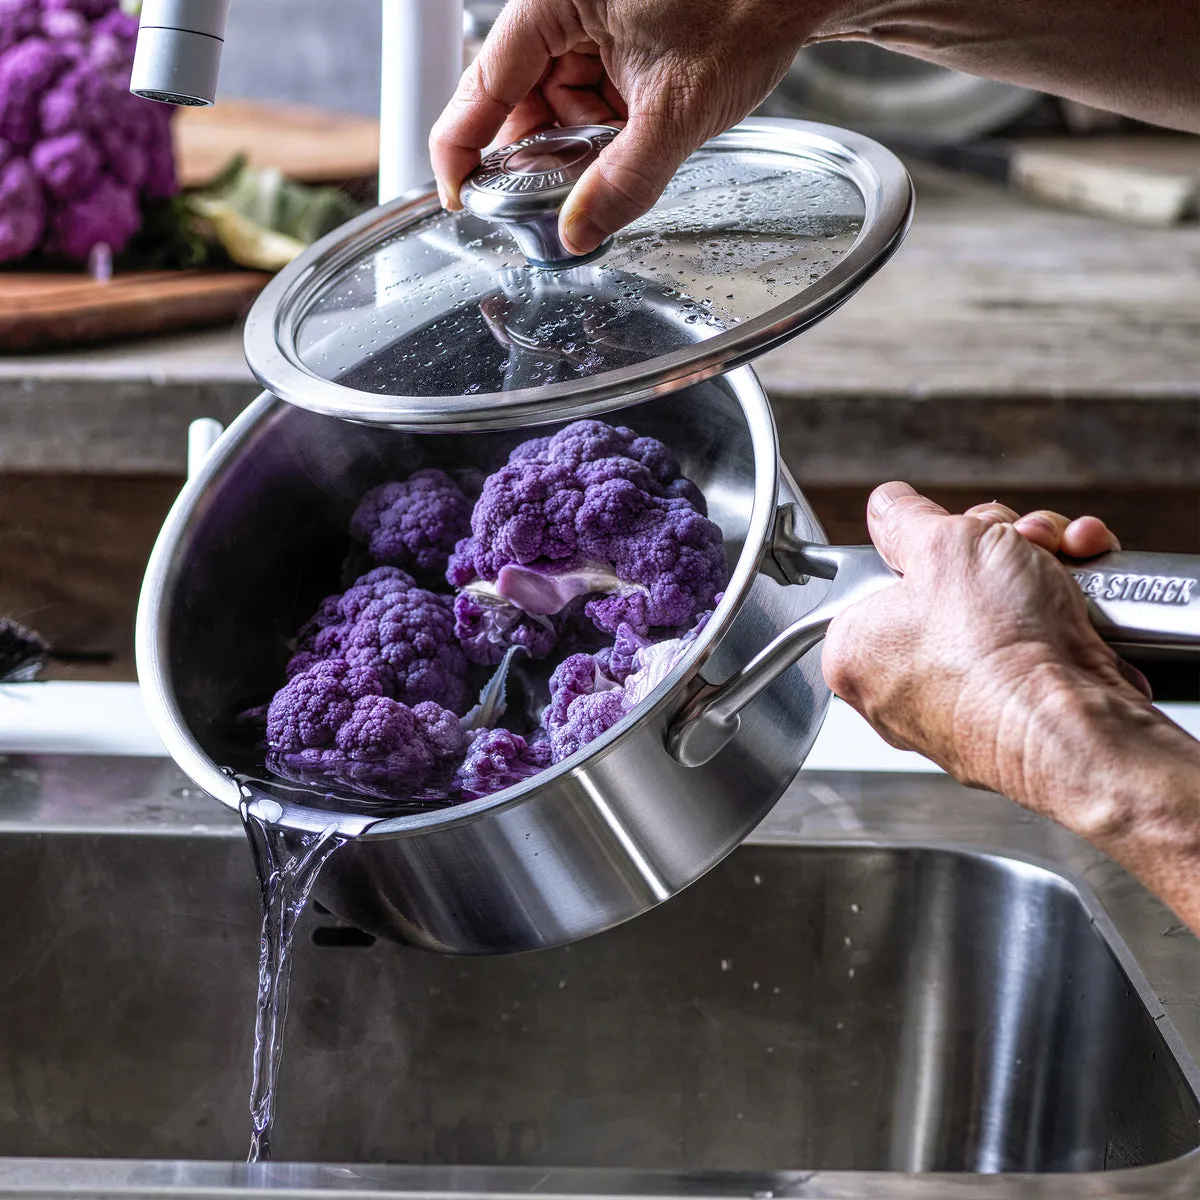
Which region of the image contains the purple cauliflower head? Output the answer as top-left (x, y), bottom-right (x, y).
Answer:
top-left (0, 1), bottom-right (178, 265)
top-left (288, 566), bottom-right (470, 714)
top-left (266, 658), bottom-right (466, 790)
top-left (454, 728), bottom-right (551, 799)
top-left (448, 420), bottom-right (727, 640)
top-left (0, 38), bottom-right (67, 148)
top-left (350, 468), bottom-right (473, 576)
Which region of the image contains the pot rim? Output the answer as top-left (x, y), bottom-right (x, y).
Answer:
top-left (135, 367), bottom-right (783, 839)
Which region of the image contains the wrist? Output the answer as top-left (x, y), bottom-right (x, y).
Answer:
top-left (1009, 664), bottom-right (1200, 854)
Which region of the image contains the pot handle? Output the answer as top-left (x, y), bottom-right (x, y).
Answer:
top-left (187, 418), bottom-right (224, 481)
top-left (666, 505), bottom-right (1200, 768)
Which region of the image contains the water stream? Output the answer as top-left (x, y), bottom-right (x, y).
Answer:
top-left (240, 800), bottom-right (346, 1163)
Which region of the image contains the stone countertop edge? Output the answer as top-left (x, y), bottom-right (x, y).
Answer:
top-left (1, 173), bottom-right (1198, 480)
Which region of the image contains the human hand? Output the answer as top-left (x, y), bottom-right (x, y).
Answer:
top-left (821, 482), bottom-right (1153, 807)
top-left (431, 0), bottom-right (841, 256)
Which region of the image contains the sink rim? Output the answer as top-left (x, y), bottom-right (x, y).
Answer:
top-left (0, 1150), bottom-right (1196, 1197)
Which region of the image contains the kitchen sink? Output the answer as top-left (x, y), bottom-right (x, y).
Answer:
top-left (0, 757), bottom-right (1198, 1198)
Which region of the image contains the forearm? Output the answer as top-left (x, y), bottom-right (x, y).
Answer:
top-left (811, 0), bottom-right (1200, 134)
top-left (1015, 675), bottom-right (1200, 936)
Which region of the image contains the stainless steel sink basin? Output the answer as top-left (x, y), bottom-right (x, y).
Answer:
top-left (0, 755), bottom-right (1198, 1199)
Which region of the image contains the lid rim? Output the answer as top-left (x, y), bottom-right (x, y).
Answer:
top-left (244, 118), bottom-right (915, 432)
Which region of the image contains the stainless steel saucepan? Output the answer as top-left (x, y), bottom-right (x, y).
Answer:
top-left (136, 119), bottom-right (1200, 954)
top-left (136, 372), bottom-right (1200, 954)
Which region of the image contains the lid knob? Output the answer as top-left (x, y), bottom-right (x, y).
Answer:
top-left (460, 125), bottom-right (618, 268)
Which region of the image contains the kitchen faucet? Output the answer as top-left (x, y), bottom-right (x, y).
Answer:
top-left (129, 0), bottom-right (466, 203)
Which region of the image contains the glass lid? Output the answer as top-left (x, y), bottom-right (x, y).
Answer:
top-left (243, 118), bottom-right (913, 430)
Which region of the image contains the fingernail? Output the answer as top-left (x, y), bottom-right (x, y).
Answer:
top-left (562, 211), bottom-right (605, 256)
top-left (869, 481), bottom-right (915, 518)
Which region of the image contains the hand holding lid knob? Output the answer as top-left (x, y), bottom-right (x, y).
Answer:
top-left (460, 126), bottom-right (619, 268)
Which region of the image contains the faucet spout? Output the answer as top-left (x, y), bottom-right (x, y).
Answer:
top-left (129, 0), bottom-right (464, 207)
top-left (130, 0), bottom-right (231, 108)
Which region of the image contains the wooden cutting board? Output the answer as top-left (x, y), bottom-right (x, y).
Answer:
top-left (1, 102), bottom-right (375, 353)
top-left (175, 100), bottom-right (380, 187)
top-left (0, 269), bottom-right (271, 353)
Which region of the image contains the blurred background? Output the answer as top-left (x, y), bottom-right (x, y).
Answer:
top-left (221, 0), bottom-right (1121, 134)
top-left (2, 0), bottom-right (1197, 699)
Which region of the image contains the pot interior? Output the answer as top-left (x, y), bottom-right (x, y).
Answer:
top-left (157, 376), bottom-right (769, 803)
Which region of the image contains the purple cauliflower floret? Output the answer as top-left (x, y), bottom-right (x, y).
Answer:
top-left (0, 1), bottom-right (178, 264)
top-left (543, 652), bottom-right (626, 763)
top-left (268, 657), bottom-right (381, 750)
top-left (265, 658), bottom-right (466, 789)
top-left (45, 168), bottom-right (137, 256)
top-left (0, 151), bottom-right (45, 259)
top-left (542, 608), bottom-right (716, 763)
top-left (48, 0), bottom-right (118, 21)
top-left (595, 622), bottom-right (654, 684)
top-left (287, 566), bottom-right (470, 714)
top-left (0, 1), bottom-right (41, 58)
top-left (30, 128), bottom-right (98, 198)
top-left (350, 469), bottom-right (473, 576)
top-left (453, 587), bottom-right (559, 666)
top-left (454, 728), bottom-right (551, 799)
top-left (448, 420), bottom-right (727, 642)
top-left (39, 6), bottom-right (87, 41)
top-left (0, 39), bottom-right (67, 148)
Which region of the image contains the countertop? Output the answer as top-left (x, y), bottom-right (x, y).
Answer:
top-left (4, 680), bottom-right (1200, 774)
top-left (2, 168), bottom-right (1198, 485)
